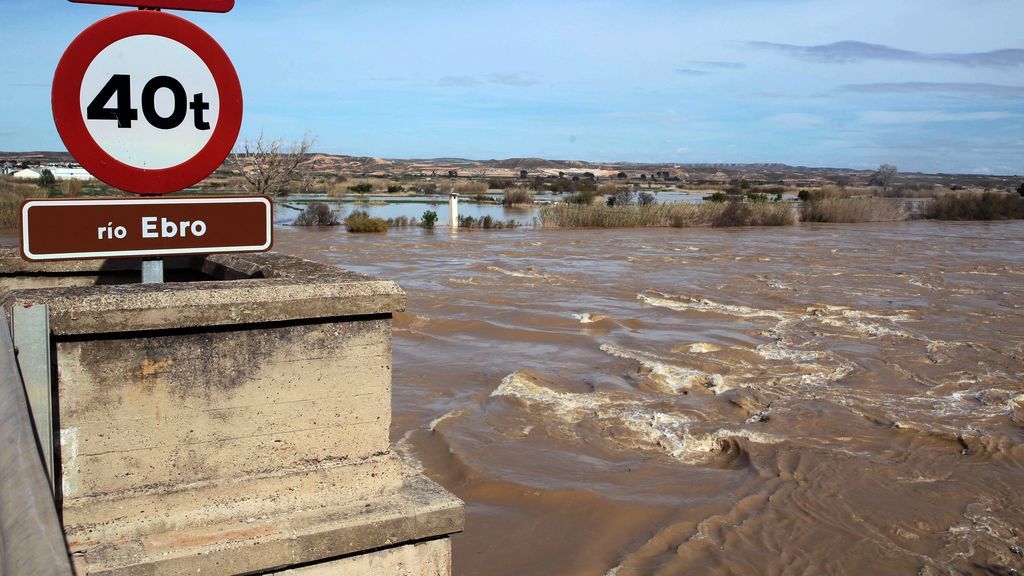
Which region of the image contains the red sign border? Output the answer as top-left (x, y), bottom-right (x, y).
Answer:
top-left (52, 10), bottom-right (243, 195)
top-left (68, 0), bottom-right (235, 13)
top-left (20, 196), bottom-right (273, 262)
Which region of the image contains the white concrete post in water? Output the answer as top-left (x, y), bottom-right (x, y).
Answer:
top-left (450, 192), bottom-right (460, 229)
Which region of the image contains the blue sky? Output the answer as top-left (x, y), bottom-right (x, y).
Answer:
top-left (2, 0), bottom-right (1022, 174)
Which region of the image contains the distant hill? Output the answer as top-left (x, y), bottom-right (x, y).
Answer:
top-left (1, 151), bottom-right (1019, 189)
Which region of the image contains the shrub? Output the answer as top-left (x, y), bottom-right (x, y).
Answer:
top-left (292, 202), bottom-right (341, 226)
top-left (712, 200), bottom-right (796, 227)
top-left (1017, 182), bottom-right (1024, 197)
top-left (637, 191), bottom-right (656, 206)
top-left (37, 169), bottom-right (56, 190)
top-left (566, 189), bottom-right (599, 205)
top-left (503, 187), bottom-right (534, 206)
top-left (925, 192), bottom-right (1024, 221)
top-left (797, 190), bottom-right (811, 202)
top-left (345, 209), bottom-right (388, 233)
top-left (410, 182), bottom-right (440, 195)
top-left (706, 192), bottom-right (728, 203)
top-left (386, 184), bottom-right (404, 193)
top-left (801, 198), bottom-right (907, 223)
top-left (421, 210), bottom-right (438, 229)
top-left (607, 185), bottom-right (635, 207)
top-left (348, 183), bottom-right (373, 194)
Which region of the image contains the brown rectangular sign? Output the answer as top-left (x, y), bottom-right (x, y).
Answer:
top-left (21, 196), bottom-right (272, 261)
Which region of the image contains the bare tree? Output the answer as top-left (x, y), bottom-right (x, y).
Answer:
top-left (231, 132), bottom-right (316, 197)
top-left (869, 164), bottom-right (898, 195)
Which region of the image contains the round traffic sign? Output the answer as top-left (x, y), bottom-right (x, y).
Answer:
top-left (52, 10), bottom-right (242, 195)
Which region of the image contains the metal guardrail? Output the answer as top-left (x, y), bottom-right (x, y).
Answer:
top-left (0, 311), bottom-right (72, 576)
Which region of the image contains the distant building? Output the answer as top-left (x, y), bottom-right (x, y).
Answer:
top-left (12, 168), bottom-right (41, 180)
top-left (44, 166), bottom-right (92, 181)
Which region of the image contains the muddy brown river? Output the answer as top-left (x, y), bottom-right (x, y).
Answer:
top-left (273, 221), bottom-right (1024, 576)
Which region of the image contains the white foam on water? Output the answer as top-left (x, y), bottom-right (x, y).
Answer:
top-left (492, 372), bottom-right (777, 463)
top-left (600, 343), bottom-right (728, 394)
top-left (638, 293), bottom-right (785, 320)
top-left (573, 313), bottom-right (607, 324)
top-left (429, 409), bottom-right (467, 432)
top-left (687, 342), bottom-right (723, 354)
top-left (488, 266), bottom-right (547, 279)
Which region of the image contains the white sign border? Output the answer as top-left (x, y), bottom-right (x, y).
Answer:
top-left (22, 196), bottom-right (272, 261)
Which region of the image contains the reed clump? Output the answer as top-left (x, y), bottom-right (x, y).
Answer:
top-left (453, 181), bottom-right (489, 196)
top-left (539, 201), bottom-right (795, 228)
top-left (503, 187), bottom-right (534, 206)
top-left (925, 191), bottom-right (1024, 220)
top-left (712, 200), bottom-right (796, 227)
top-left (800, 197), bottom-right (907, 223)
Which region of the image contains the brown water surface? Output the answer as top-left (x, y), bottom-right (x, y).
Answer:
top-left (41, 220), bottom-right (1024, 575)
top-left (276, 222), bottom-right (1024, 575)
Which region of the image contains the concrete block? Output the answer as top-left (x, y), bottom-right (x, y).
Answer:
top-left (0, 250), bottom-right (463, 576)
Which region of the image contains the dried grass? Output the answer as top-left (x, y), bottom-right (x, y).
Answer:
top-left (540, 201), bottom-right (796, 228)
top-left (503, 187), bottom-right (534, 206)
top-left (800, 197), bottom-right (907, 223)
top-left (926, 191), bottom-right (1024, 220)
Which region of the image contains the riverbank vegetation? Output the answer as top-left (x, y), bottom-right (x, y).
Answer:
top-left (926, 191), bottom-right (1024, 221)
top-left (540, 201), bottom-right (796, 228)
top-left (503, 187), bottom-right (534, 206)
top-left (457, 215), bottom-right (519, 229)
top-left (800, 197), bottom-right (906, 223)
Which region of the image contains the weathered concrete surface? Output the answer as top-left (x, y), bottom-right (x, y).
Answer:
top-left (56, 317), bottom-right (393, 498)
top-left (70, 473), bottom-right (462, 576)
top-left (0, 251), bottom-right (462, 576)
top-left (0, 250), bottom-right (406, 335)
top-left (272, 538), bottom-right (451, 576)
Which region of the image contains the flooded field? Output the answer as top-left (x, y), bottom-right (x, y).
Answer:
top-left (275, 221), bottom-right (1024, 576)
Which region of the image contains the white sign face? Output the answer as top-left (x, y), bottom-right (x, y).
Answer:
top-left (79, 34), bottom-right (221, 170)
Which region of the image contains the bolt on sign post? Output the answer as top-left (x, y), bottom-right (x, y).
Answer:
top-left (21, 2), bottom-right (271, 267)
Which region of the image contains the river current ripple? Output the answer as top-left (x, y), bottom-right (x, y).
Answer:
top-left (275, 221), bottom-right (1024, 576)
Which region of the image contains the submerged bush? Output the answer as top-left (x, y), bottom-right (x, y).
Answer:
top-left (385, 215), bottom-right (420, 227)
top-left (457, 215), bottom-right (518, 229)
top-left (800, 198), bottom-right (907, 223)
top-left (637, 191), bottom-right (656, 206)
top-left (348, 183), bottom-right (373, 194)
top-left (503, 187), bottom-right (534, 206)
top-left (421, 210), bottom-right (438, 229)
top-left (292, 202), bottom-right (341, 226)
top-left (566, 189), bottom-right (599, 205)
top-left (345, 209), bottom-right (388, 233)
top-left (925, 192), bottom-right (1024, 221)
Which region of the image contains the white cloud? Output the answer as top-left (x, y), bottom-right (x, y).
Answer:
top-left (860, 110), bottom-right (1021, 125)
